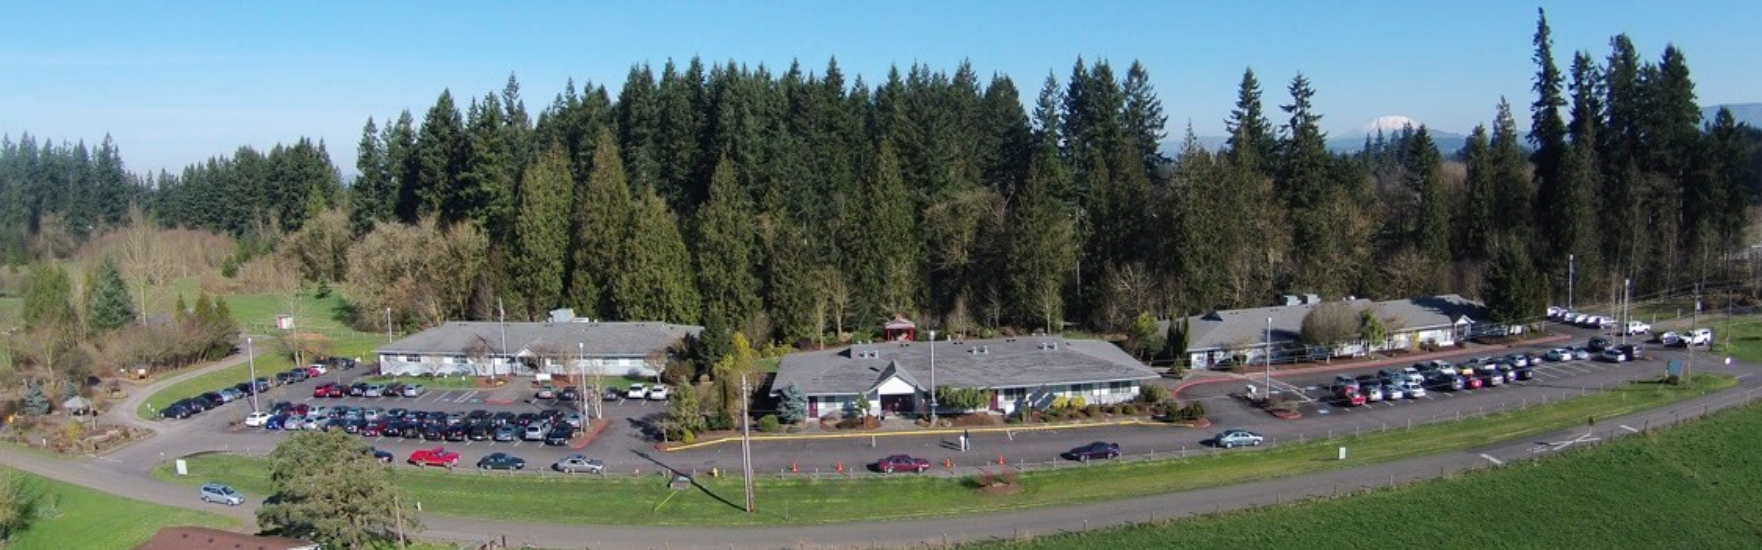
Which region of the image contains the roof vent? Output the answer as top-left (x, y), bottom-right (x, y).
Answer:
top-left (981, 346), bottom-right (989, 354)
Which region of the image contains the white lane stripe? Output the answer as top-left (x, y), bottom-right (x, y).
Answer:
top-left (1620, 425), bottom-right (1640, 433)
top-left (1481, 453), bottom-right (1505, 465)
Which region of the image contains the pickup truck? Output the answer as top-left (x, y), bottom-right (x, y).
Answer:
top-left (407, 447), bottom-right (460, 468)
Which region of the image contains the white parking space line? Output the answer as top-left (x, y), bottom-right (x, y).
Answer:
top-left (1481, 453), bottom-right (1505, 465)
top-left (1620, 425), bottom-right (1640, 433)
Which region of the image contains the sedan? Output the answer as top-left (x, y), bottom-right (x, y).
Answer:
top-left (476, 452), bottom-right (527, 471)
top-left (1213, 429), bottom-right (1265, 448)
top-left (553, 455), bottom-right (606, 474)
top-left (874, 454), bottom-right (931, 474)
top-left (244, 411), bottom-right (272, 427)
top-left (545, 426), bottom-right (574, 446)
top-left (493, 425), bottom-right (518, 442)
top-left (1543, 348), bottom-right (1572, 362)
top-left (626, 384), bottom-right (648, 400)
top-left (1065, 441), bottom-right (1121, 461)
top-left (1599, 348), bottom-right (1629, 363)
top-left (647, 385), bottom-right (670, 401)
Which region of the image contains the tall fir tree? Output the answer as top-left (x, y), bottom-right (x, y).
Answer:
top-left (512, 145), bottom-right (574, 319)
top-left (416, 90), bottom-right (469, 222)
top-left (1407, 126), bottom-right (1451, 268)
top-left (851, 140), bottom-right (921, 321)
top-left (1120, 60), bottom-right (1169, 177)
top-left (693, 155), bottom-right (763, 360)
top-left (351, 117), bottom-right (393, 235)
top-left (1004, 139), bottom-right (1076, 329)
top-left (1528, 8), bottom-right (1575, 276)
top-left (611, 186), bottom-right (700, 324)
top-left (570, 130), bottom-right (632, 317)
top-left (1225, 68), bottom-right (1278, 175)
top-left (1489, 99), bottom-right (1534, 245)
top-left (87, 256), bottom-right (136, 331)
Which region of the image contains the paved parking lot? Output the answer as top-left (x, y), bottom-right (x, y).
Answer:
top-left (163, 325), bottom-right (1731, 477)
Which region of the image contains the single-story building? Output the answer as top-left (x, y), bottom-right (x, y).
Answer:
top-left (374, 319), bottom-right (700, 378)
top-left (133, 527), bottom-right (318, 550)
top-left (770, 337), bottom-right (1160, 417)
top-left (1171, 294), bottom-right (1485, 370)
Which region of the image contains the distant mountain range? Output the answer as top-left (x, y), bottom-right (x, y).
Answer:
top-left (1165, 103), bottom-right (1760, 161)
top-left (1703, 103), bottom-right (1762, 128)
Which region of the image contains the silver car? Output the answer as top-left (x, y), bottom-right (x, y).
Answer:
top-left (200, 483), bottom-right (243, 506)
top-left (552, 455), bottom-right (606, 474)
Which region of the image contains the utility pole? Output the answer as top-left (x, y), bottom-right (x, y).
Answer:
top-left (1264, 317), bottom-right (1273, 396)
top-left (385, 307), bottom-right (393, 344)
top-left (1621, 278), bottom-right (1632, 346)
top-left (578, 342), bottom-right (589, 427)
top-left (497, 298), bottom-right (508, 376)
top-left (246, 337), bottom-right (258, 413)
top-left (1567, 254), bottom-right (1575, 313)
top-left (1688, 291), bottom-right (1700, 388)
top-left (739, 373), bottom-right (755, 513)
top-left (928, 330), bottom-right (938, 426)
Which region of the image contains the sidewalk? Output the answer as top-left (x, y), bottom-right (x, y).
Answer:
top-left (1171, 333), bottom-right (1573, 397)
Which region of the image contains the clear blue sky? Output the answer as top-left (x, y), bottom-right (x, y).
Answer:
top-left (3, 1), bottom-right (1758, 176)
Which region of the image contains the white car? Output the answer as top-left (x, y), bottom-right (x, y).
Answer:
top-left (1401, 367), bottom-right (1425, 385)
top-left (307, 364), bottom-right (328, 375)
top-left (1547, 306), bottom-right (1564, 318)
top-left (1622, 321), bottom-right (1651, 336)
top-left (244, 411), bottom-right (272, 427)
top-left (1403, 381), bottom-right (1427, 398)
top-left (626, 384), bottom-right (647, 400)
top-left (646, 385), bottom-right (669, 401)
top-left (1683, 328), bottom-right (1713, 347)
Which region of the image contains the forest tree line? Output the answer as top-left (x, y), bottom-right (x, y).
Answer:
top-left (2, 11), bottom-right (1758, 362)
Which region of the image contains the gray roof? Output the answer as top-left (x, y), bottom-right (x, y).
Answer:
top-left (772, 337), bottom-right (1158, 396)
top-left (375, 321), bottom-right (701, 358)
top-left (1166, 294), bottom-right (1484, 352)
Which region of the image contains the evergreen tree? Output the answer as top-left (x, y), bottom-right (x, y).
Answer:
top-left (1489, 100), bottom-right (1534, 244)
top-left (1004, 140), bottom-right (1076, 329)
top-left (1120, 61), bottom-right (1169, 177)
top-left (87, 257), bottom-right (136, 331)
top-left (611, 186), bottom-right (700, 323)
top-left (512, 145), bottom-right (573, 318)
top-left (386, 111), bottom-right (423, 223)
top-left (351, 117), bottom-right (393, 235)
top-left (1278, 73), bottom-right (1347, 295)
top-left (1457, 126), bottom-right (1496, 261)
top-left (21, 263), bottom-right (72, 330)
top-left (1528, 8), bottom-right (1574, 275)
top-left (257, 431), bottom-right (416, 548)
top-left (1406, 126), bottom-right (1451, 267)
top-left (850, 140), bottom-right (921, 321)
top-left (694, 155), bottom-right (762, 361)
top-left (569, 130), bottom-right (632, 316)
top-left (1225, 68), bottom-right (1278, 174)
top-left (460, 93), bottom-right (517, 239)
top-left (416, 90), bottom-right (468, 222)
top-left (1482, 241), bottom-right (1547, 325)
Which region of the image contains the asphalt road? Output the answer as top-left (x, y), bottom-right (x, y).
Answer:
top-left (4, 325), bottom-right (1755, 549)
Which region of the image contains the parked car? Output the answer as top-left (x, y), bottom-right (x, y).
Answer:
top-left (545, 425), bottom-right (573, 446)
top-left (1543, 348), bottom-right (1572, 362)
top-left (535, 384), bottom-right (558, 400)
top-left (364, 384), bottom-right (387, 397)
top-left (1477, 365), bottom-right (1506, 386)
top-left (370, 448), bottom-right (394, 463)
top-left (162, 402), bottom-right (194, 419)
top-left (1359, 380), bottom-right (1385, 402)
top-left (558, 387), bottom-right (580, 401)
top-left (553, 455), bottom-right (606, 474)
top-left (1684, 328), bottom-right (1714, 347)
top-left (468, 423), bottom-right (491, 441)
top-left (647, 385), bottom-right (670, 401)
top-left (407, 447), bottom-right (460, 468)
top-left (603, 387), bottom-right (624, 401)
top-left (1599, 348), bottom-right (1629, 363)
top-left (444, 424), bottom-right (468, 442)
top-left (493, 425), bottom-right (518, 442)
top-left (1504, 354), bottom-right (1530, 368)
top-left (244, 411), bottom-right (272, 427)
top-left (401, 384), bottom-right (426, 397)
top-left (384, 383), bottom-right (406, 396)
top-left (349, 383), bottom-right (369, 397)
top-left (874, 454), bottom-right (932, 473)
top-left (1622, 321), bottom-right (1652, 336)
top-left (1066, 441), bottom-right (1121, 461)
top-left (1402, 380), bottom-right (1427, 398)
top-left (626, 384), bottom-right (647, 400)
top-left (523, 423), bottom-right (550, 441)
top-left (1213, 429), bottom-right (1265, 448)
top-left (1617, 343), bottom-right (1645, 361)
top-left (199, 483), bottom-right (244, 506)
top-left (1383, 382), bottom-right (1406, 400)
top-left (1426, 371), bottom-right (1466, 392)
top-left (273, 372), bottom-right (293, 385)
top-left (1505, 361), bottom-right (1534, 381)
top-left (1587, 337), bottom-right (1613, 352)
top-left (307, 364), bottom-right (329, 376)
top-left (476, 452), bottom-right (526, 471)
top-left (286, 368), bottom-right (310, 382)
top-left (1569, 347), bottom-right (1592, 360)
top-left (1659, 331), bottom-right (1683, 347)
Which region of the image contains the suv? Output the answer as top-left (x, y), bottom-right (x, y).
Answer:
top-left (626, 384), bottom-right (647, 400)
top-left (1213, 429), bottom-right (1264, 448)
top-left (647, 385), bottom-right (670, 401)
top-left (199, 483), bottom-right (244, 506)
top-left (1599, 348), bottom-right (1629, 363)
top-left (1617, 343), bottom-right (1645, 361)
top-left (1622, 321), bottom-right (1651, 336)
top-left (1587, 337), bottom-right (1613, 352)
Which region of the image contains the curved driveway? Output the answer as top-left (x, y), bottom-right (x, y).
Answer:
top-left (4, 332), bottom-right (1758, 549)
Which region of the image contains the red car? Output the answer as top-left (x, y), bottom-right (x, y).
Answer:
top-left (874, 454), bottom-right (931, 474)
top-left (312, 384), bottom-right (334, 398)
top-left (314, 384), bottom-right (346, 398)
top-left (408, 447), bottom-right (460, 468)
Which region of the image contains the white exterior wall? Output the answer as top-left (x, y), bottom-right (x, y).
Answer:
top-left (541, 356), bottom-right (658, 378)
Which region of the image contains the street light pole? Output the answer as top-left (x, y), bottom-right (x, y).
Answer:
top-left (385, 307), bottom-right (393, 344)
top-left (578, 342), bottom-right (589, 427)
top-left (1567, 254), bottom-right (1575, 313)
top-left (1621, 278), bottom-right (1632, 346)
top-left (247, 337), bottom-right (259, 413)
top-left (928, 330), bottom-right (938, 426)
top-left (1264, 317), bottom-right (1273, 396)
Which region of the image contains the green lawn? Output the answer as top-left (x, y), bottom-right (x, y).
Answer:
top-left (1710, 316), bottom-right (1762, 364)
top-left (961, 386), bottom-right (1762, 550)
top-left (361, 375), bottom-right (484, 390)
top-left (1, 467), bottom-right (237, 550)
top-left (137, 291), bottom-right (382, 419)
top-left (154, 374), bottom-right (1732, 526)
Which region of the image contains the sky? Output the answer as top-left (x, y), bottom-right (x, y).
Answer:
top-left (2, 1), bottom-right (1759, 177)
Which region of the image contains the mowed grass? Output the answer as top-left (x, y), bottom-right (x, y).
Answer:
top-left (154, 375), bottom-right (1732, 526)
top-left (1711, 316), bottom-right (1762, 364)
top-left (960, 389), bottom-right (1762, 550)
top-left (1, 467), bottom-right (237, 550)
top-left (137, 291), bottom-right (382, 419)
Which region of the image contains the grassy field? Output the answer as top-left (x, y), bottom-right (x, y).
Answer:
top-left (1710, 316), bottom-right (1762, 363)
top-left (137, 291), bottom-right (382, 419)
top-left (154, 374), bottom-right (1733, 526)
top-left (1, 467), bottom-right (237, 550)
top-left (961, 389), bottom-right (1762, 550)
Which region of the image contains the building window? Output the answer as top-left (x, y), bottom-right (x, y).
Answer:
top-left (404, 356), bottom-right (420, 362)
top-left (1109, 381), bottom-right (1129, 393)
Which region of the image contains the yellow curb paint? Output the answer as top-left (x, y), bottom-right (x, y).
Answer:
top-left (660, 418), bottom-right (1192, 452)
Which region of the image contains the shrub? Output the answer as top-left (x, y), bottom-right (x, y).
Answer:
top-left (1085, 404), bottom-right (1102, 417)
top-left (1139, 385), bottom-right (1170, 404)
top-left (1121, 404), bottom-right (1139, 415)
top-left (705, 410), bottom-right (735, 431)
top-left (1050, 396), bottom-right (1069, 411)
top-left (756, 415), bottom-right (780, 433)
top-left (1070, 396), bottom-right (1088, 410)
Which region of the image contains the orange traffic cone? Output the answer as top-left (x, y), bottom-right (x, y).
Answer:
top-left (997, 455), bottom-right (1006, 465)
top-left (835, 461), bottom-right (845, 473)
top-left (790, 461), bottom-right (799, 473)
top-left (944, 458), bottom-right (952, 468)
